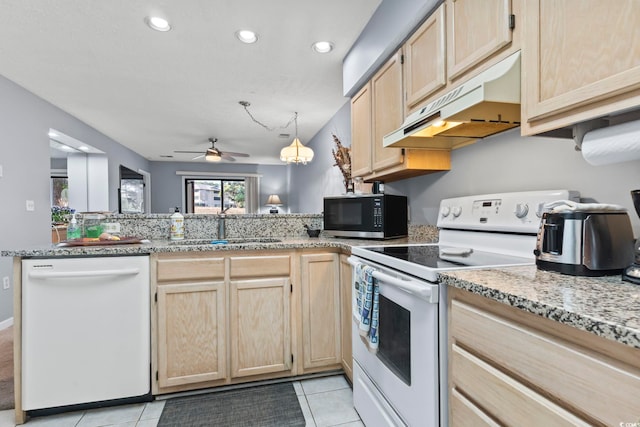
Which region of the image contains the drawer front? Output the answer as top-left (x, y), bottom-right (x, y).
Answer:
top-left (229, 255), bottom-right (291, 278)
top-left (156, 256), bottom-right (224, 282)
top-left (450, 388), bottom-right (500, 427)
top-left (450, 300), bottom-right (640, 425)
top-left (451, 344), bottom-right (589, 426)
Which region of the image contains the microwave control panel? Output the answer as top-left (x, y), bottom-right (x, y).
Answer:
top-left (373, 198), bottom-right (382, 228)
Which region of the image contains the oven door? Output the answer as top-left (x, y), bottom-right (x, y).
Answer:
top-left (349, 257), bottom-right (440, 427)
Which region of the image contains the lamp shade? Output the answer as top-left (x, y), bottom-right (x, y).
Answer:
top-left (266, 194), bottom-right (282, 206)
top-left (280, 138), bottom-right (314, 165)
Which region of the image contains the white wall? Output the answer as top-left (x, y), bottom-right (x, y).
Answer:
top-left (389, 128), bottom-right (640, 235)
top-left (289, 101), bottom-right (351, 213)
top-left (0, 74), bottom-right (150, 322)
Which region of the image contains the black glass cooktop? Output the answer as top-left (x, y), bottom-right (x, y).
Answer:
top-left (364, 245), bottom-right (532, 270)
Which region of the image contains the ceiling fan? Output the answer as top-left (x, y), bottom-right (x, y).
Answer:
top-left (174, 138), bottom-right (250, 162)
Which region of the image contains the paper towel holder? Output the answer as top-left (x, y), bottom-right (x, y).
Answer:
top-left (572, 119), bottom-right (608, 151)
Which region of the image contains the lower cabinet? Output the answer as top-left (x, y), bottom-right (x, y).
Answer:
top-left (449, 287), bottom-right (640, 426)
top-left (229, 278), bottom-right (291, 378)
top-left (339, 254), bottom-right (353, 382)
top-left (300, 252), bottom-right (341, 372)
top-left (152, 251), bottom-right (295, 395)
top-left (153, 249), bottom-right (349, 395)
top-left (156, 281), bottom-right (227, 389)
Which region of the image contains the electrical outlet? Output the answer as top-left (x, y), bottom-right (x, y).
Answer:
top-left (26, 200), bottom-right (35, 211)
top-left (2, 277), bottom-right (9, 290)
top-left (0, 164), bottom-right (3, 178)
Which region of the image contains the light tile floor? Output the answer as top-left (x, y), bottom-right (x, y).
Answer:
top-left (0, 375), bottom-right (362, 427)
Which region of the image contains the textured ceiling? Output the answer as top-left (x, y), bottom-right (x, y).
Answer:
top-left (0, 0), bottom-right (381, 164)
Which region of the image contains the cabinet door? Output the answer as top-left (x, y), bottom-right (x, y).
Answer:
top-left (157, 282), bottom-right (226, 388)
top-left (372, 50), bottom-right (404, 172)
top-left (522, 0), bottom-right (640, 128)
top-left (339, 254), bottom-right (353, 381)
top-left (229, 277), bottom-right (292, 378)
top-left (447, 0), bottom-right (512, 81)
top-left (351, 82), bottom-right (373, 178)
top-left (404, 3), bottom-right (446, 112)
top-left (301, 253), bottom-right (341, 370)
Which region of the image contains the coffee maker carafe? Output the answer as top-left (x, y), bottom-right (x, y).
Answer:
top-left (622, 189), bottom-right (640, 284)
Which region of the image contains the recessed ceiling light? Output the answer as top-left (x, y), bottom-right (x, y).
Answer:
top-left (312, 41), bottom-right (334, 53)
top-left (78, 145), bottom-right (89, 151)
top-left (48, 131), bottom-right (57, 138)
top-left (145, 16), bottom-right (171, 32)
top-left (235, 29), bottom-right (258, 44)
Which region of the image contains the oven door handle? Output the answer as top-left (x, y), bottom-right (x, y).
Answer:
top-left (372, 271), bottom-right (438, 303)
top-left (348, 257), bottom-right (438, 303)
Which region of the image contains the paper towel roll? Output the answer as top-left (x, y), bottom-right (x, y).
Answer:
top-left (581, 119), bottom-right (640, 166)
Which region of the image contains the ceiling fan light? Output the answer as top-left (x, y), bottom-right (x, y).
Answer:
top-left (280, 138), bottom-right (314, 165)
top-left (205, 150), bottom-right (222, 162)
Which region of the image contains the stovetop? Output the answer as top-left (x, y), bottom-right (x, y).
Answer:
top-left (363, 244), bottom-right (533, 270)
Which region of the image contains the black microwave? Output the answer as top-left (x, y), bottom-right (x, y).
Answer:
top-left (323, 194), bottom-right (408, 239)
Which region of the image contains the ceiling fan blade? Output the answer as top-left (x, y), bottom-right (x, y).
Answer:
top-left (192, 154), bottom-right (205, 160)
top-left (174, 150), bottom-right (203, 154)
top-left (221, 154), bottom-right (236, 161)
top-left (222, 151), bottom-right (250, 157)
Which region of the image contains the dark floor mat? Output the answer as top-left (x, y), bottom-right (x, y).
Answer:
top-left (158, 382), bottom-right (305, 427)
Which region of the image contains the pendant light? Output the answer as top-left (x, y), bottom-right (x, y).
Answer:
top-left (280, 112), bottom-right (314, 165)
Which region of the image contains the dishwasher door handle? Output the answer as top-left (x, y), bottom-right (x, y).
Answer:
top-left (28, 268), bottom-right (141, 280)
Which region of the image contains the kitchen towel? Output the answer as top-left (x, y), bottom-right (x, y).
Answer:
top-left (544, 200), bottom-right (627, 213)
top-left (581, 119), bottom-right (640, 166)
top-left (354, 263), bottom-right (379, 353)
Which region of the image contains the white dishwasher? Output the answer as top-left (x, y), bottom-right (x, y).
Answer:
top-left (22, 255), bottom-right (150, 411)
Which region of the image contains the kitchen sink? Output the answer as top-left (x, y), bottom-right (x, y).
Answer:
top-left (168, 238), bottom-right (282, 245)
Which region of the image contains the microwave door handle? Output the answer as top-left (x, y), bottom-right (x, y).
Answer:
top-left (372, 271), bottom-right (438, 303)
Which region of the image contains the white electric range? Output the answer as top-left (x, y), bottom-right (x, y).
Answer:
top-left (348, 189), bottom-right (579, 427)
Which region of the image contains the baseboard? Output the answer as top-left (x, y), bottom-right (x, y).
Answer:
top-left (0, 317), bottom-right (13, 330)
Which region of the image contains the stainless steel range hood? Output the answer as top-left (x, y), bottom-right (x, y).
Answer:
top-left (384, 51), bottom-right (521, 150)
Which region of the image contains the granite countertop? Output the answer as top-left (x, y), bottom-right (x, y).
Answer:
top-left (440, 266), bottom-right (640, 349)
top-left (4, 237), bottom-right (639, 350)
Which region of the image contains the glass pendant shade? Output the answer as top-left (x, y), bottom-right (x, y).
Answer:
top-left (280, 138), bottom-right (314, 165)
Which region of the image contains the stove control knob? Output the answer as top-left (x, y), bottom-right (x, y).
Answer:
top-left (514, 203), bottom-right (529, 218)
top-left (451, 206), bottom-right (462, 218)
top-left (441, 206), bottom-right (451, 217)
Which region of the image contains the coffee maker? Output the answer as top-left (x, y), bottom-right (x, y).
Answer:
top-left (622, 189), bottom-right (640, 284)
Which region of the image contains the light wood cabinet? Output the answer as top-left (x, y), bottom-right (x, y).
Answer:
top-left (351, 82), bottom-right (373, 178)
top-left (152, 251), bottom-right (295, 394)
top-left (350, 51), bottom-right (451, 183)
top-left (229, 278), bottom-right (291, 378)
top-left (446, 0), bottom-right (514, 82)
top-left (404, 3), bottom-right (446, 113)
top-left (339, 254), bottom-right (353, 382)
top-left (449, 287), bottom-right (640, 426)
top-left (521, 0), bottom-right (640, 135)
top-left (157, 281), bottom-right (227, 388)
top-left (300, 252), bottom-right (341, 371)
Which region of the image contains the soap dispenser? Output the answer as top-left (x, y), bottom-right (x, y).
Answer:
top-left (67, 213), bottom-right (81, 240)
top-left (170, 207), bottom-right (184, 240)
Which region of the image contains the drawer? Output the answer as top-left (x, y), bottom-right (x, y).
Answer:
top-left (450, 300), bottom-right (640, 425)
top-left (156, 255), bottom-right (224, 282)
top-left (451, 344), bottom-right (589, 426)
top-left (229, 255), bottom-right (291, 278)
top-left (450, 388), bottom-right (500, 427)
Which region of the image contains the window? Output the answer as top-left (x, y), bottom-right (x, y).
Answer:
top-left (51, 176), bottom-right (69, 207)
top-left (185, 179), bottom-right (246, 214)
top-left (119, 165), bottom-right (145, 214)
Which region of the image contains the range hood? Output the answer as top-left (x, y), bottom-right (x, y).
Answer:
top-left (384, 51), bottom-right (521, 150)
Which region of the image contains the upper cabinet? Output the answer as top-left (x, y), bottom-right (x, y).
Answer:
top-left (404, 4), bottom-right (446, 113)
top-left (350, 50), bottom-right (451, 183)
top-left (521, 0), bottom-right (640, 135)
top-left (447, 0), bottom-right (514, 82)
